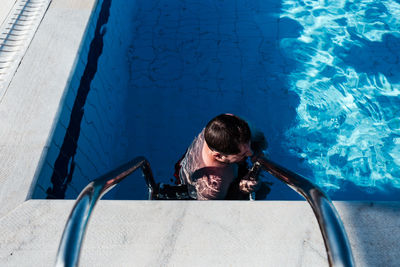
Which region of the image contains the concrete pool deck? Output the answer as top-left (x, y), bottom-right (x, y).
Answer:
top-left (0, 0), bottom-right (400, 266)
top-left (0, 200), bottom-right (399, 267)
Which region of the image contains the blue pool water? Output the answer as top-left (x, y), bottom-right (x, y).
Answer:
top-left (280, 0), bottom-right (400, 199)
top-left (33, 0), bottom-right (400, 200)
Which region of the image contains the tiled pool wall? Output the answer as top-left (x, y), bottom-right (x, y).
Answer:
top-left (32, 0), bottom-right (137, 199)
top-left (32, 0), bottom-right (305, 200)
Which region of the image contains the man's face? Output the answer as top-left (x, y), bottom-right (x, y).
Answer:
top-left (220, 142), bottom-right (252, 164)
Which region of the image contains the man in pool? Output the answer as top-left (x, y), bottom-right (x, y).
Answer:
top-left (176, 114), bottom-right (267, 200)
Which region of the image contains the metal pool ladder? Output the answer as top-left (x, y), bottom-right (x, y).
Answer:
top-left (55, 156), bottom-right (355, 267)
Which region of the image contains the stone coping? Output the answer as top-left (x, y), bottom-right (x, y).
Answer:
top-left (0, 0), bottom-right (97, 218)
top-left (1, 200), bottom-right (399, 266)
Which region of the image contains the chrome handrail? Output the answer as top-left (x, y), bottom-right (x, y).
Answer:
top-left (55, 155), bottom-right (354, 267)
top-left (55, 156), bottom-right (156, 267)
top-left (254, 156), bottom-right (354, 267)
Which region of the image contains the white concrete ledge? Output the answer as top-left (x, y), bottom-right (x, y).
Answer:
top-left (1, 200), bottom-right (399, 266)
top-left (0, 0), bottom-right (97, 217)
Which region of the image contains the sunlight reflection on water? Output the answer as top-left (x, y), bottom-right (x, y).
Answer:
top-left (280, 0), bottom-right (400, 192)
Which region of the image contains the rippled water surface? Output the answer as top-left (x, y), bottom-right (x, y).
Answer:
top-left (280, 0), bottom-right (400, 196)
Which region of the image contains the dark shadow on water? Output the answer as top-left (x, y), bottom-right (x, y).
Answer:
top-left (337, 31), bottom-right (400, 83)
top-left (44, 0), bottom-right (112, 199)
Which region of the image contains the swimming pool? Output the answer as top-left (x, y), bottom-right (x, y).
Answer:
top-left (32, 0), bottom-right (400, 200)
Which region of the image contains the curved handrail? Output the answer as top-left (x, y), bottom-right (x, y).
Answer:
top-left (55, 155), bottom-right (354, 267)
top-left (254, 156), bottom-right (354, 267)
top-left (54, 156), bottom-right (156, 267)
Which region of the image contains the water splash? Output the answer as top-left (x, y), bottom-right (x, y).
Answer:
top-left (280, 0), bottom-right (400, 191)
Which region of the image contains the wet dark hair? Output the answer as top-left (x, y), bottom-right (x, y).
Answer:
top-left (204, 114), bottom-right (251, 155)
